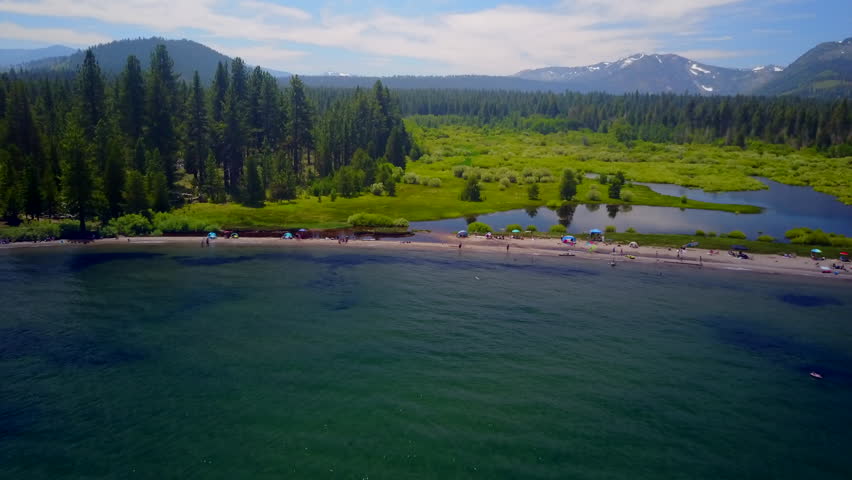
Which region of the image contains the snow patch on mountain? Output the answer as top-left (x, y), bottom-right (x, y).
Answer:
top-left (700, 85), bottom-right (713, 92)
top-left (690, 64), bottom-right (711, 74)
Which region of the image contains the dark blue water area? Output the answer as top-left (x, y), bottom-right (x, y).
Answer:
top-left (413, 177), bottom-right (852, 239)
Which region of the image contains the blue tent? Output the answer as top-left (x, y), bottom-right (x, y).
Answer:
top-left (207, 232), bottom-right (217, 239)
top-left (457, 230), bottom-right (468, 237)
top-left (590, 229), bottom-right (603, 234)
top-left (562, 235), bottom-right (575, 243)
top-left (283, 232), bottom-right (293, 239)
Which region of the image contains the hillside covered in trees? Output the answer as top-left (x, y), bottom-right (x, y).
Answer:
top-left (0, 44), bottom-right (412, 232)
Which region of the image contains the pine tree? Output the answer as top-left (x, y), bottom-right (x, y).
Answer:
top-left (61, 121), bottom-right (94, 232)
top-left (185, 71), bottom-right (208, 179)
top-left (242, 155), bottom-right (265, 206)
top-left (76, 49), bottom-right (105, 139)
top-left (119, 55), bottom-right (145, 142)
top-left (145, 149), bottom-right (170, 212)
top-left (287, 75), bottom-right (313, 176)
top-left (200, 151), bottom-right (226, 203)
top-left (40, 161), bottom-right (58, 218)
top-left (123, 169), bottom-right (148, 214)
top-left (23, 162), bottom-right (42, 219)
top-left (145, 45), bottom-right (178, 186)
top-left (559, 168), bottom-right (577, 201)
top-left (102, 140), bottom-right (126, 220)
top-left (384, 126), bottom-right (406, 168)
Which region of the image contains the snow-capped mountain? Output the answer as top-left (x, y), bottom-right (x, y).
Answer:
top-left (514, 53), bottom-right (783, 95)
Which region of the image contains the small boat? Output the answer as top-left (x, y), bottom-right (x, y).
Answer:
top-left (810, 372), bottom-right (823, 379)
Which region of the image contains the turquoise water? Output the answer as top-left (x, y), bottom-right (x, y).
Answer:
top-left (2, 244), bottom-right (852, 479)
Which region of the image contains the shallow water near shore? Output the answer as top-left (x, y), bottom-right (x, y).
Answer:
top-left (2, 244), bottom-right (852, 479)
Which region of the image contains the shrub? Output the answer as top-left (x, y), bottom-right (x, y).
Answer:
top-left (107, 214), bottom-right (153, 236)
top-left (707, 231), bottom-right (717, 237)
top-left (621, 190), bottom-right (634, 202)
top-left (695, 230), bottom-right (706, 237)
top-left (0, 220), bottom-right (62, 242)
top-left (460, 176), bottom-right (483, 202)
top-left (605, 225), bottom-right (616, 233)
top-left (526, 225), bottom-right (538, 232)
top-left (467, 222), bottom-right (492, 234)
top-left (427, 177), bottom-right (442, 188)
top-left (370, 182), bottom-right (385, 196)
top-left (680, 195), bottom-right (688, 204)
top-left (546, 200), bottom-right (561, 208)
top-left (784, 227), bottom-right (812, 239)
top-left (481, 171), bottom-right (496, 183)
top-left (505, 223), bottom-right (523, 232)
top-left (626, 227), bottom-right (636, 233)
top-left (499, 177), bottom-right (511, 189)
top-left (402, 172), bottom-right (420, 184)
top-left (452, 165), bottom-right (467, 178)
top-left (347, 213), bottom-right (409, 228)
top-left (549, 224), bottom-right (567, 234)
top-left (727, 230), bottom-right (747, 239)
top-left (587, 189), bottom-right (602, 201)
top-left (789, 229), bottom-right (832, 245)
top-left (757, 235), bottom-right (775, 242)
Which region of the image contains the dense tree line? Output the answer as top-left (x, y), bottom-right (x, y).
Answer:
top-left (390, 89), bottom-right (851, 153)
top-left (0, 45), bottom-right (412, 230)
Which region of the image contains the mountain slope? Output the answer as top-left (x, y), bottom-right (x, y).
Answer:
top-left (757, 38), bottom-right (852, 98)
top-left (0, 45), bottom-right (76, 69)
top-left (514, 53), bottom-right (782, 95)
top-left (298, 75), bottom-right (567, 92)
top-left (22, 38), bottom-right (290, 83)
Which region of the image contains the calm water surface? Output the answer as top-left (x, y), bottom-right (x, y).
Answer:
top-left (414, 178), bottom-right (852, 239)
top-left (1, 244), bottom-right (851, 479)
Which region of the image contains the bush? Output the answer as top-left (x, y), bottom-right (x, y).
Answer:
top-left (526, 225), bottom-right (537, 232)
top-left (587, 189), bottom-right (602, 201)
top-left (452, 165), bottom-right (467, 178)
top-left (695, 230), bottom-right (706, 237)
top-left (727, 230), bottom-right (747, 239)
top-left (107, 214), bottom-right (153, 236)
top-left (0, 220), bottom-right (62, 242)
top-left (402, 172), bottom-right (420, 184)
top-left (605, 225), bottom-right (616, 233)
top-left (467, 221), bottom-right (492, 234)
top-left (460, 176), bottom-right (483, 202)
top-left (370, 182), bottom-right (385, 196)
top-left (549, 224), bottom-right (567, 234)
top-left (707, 231), bottom-right (717, 237)
top-left (621, 190), bottom-right (634, 202)
top-left (427, 177), bottom-right (442, 188)
top-left (347, 213), bottom-right (409, 228)
top-left (546, 200), bottom-right (561, 208)
top-left (626, 227), bottom-right (636, 233)
top-left (680, 195), bottom-right (688, 204)
top-left (505, 223), bottom-right (523, 232)
top-left (757, 235), bottom-right (775, 242)
top-left (499, 177), bottom-right (511, 189)
top-left (789, 228), bottom-right (832, 245)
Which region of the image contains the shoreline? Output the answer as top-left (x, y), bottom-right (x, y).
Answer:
top-left (3, 234), bottom-right (850, 283)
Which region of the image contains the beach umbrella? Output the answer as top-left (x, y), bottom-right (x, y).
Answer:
top-left (298, 228), bottom-right (308, 232)
top-left (811, 248), bottom-right (822, 253)
top-left (590, 228), bottom-right (602, 234)
top-left (207, 232), bottom-right (217, 239)
top-left (283, 232), bottom-right (293, 239)
top-left (562, 235), bottom-right (575, 243)
top-left (511, 229), bottom-right (521, 233)
top-left (731, 245), bottom-right (748, 251)
top-left (457, 230), bottom-right (468, 237)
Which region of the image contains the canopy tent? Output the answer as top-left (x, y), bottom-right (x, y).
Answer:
top-left (457, 230), bottom-right (469, 237)
top-left (840, 252), bottom-right (849, 261)
top-left (628, 241), bottom-right (639, 248)
top-left (207, 232), bottom-right (217, 239)
top-left (731, 245), bottom-right (748, 251)
top-left (589, 229), bottom-right (603, 234)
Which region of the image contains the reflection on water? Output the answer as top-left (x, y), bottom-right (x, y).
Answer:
top-left (413, 177), bottom-right (852, 239)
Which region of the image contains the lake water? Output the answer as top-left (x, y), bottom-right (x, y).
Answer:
top-left (413, 178), bottom-right (852, 239)
top-left (2, 245), bottom-right (852, 479)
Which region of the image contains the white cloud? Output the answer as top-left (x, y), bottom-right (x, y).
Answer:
top-left (0, 0), bottom-right (755, 74)
top-left (207, 42), bottom-right (307, 69)
top-left (675, 49), bottom-right (759, 60)
top-left (0, 21), bottom-right (110, 46)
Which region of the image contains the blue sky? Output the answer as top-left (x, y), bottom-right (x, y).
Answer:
top-left (0, 0), bottom-right (849, 75)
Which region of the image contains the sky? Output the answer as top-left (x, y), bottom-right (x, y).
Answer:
top-left (0, 0), bottom-right (849, 75)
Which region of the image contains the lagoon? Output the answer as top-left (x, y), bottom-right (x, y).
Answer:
top-left (1, 245), bottom-right (851, 479)
top-left (414, 177), bottom-right (852, 239)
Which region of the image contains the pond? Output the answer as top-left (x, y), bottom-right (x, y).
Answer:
top-left (412, 177), bottom-right (852, 240)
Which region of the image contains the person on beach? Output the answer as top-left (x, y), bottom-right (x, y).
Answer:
top-left (507, 244), bottom-right (510, 252)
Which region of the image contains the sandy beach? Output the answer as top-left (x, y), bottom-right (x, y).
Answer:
top-left (3, 233), bottom-right (851, 282)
